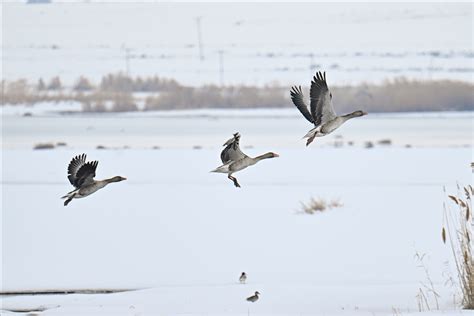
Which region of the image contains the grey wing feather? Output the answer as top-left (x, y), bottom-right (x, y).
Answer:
top-left (74, 161), bottom-right (98, 188)
top-left (290, 86), bottom-right (314, 124)
top-left (310, 71), bottom-right (337, 127)
top-left (67, 153), bottom-right (87, 188)
top-left (67, 154), bottom-right (98, 188)
top-left (220, 134), bottom-right (246, 163)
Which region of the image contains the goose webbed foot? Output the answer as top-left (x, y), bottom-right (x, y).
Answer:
top-left (228, 175), bottom-right (241, 188)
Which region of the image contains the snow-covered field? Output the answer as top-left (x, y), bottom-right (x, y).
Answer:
top-left (3, 2), bottom-right (473, 86)
top-left (1, 108), bottom-right (473, 315)
top-left (2, 2), bottom-right (473, 314)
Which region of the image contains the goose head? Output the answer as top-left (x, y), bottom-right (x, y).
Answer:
top-left (108, 176), bottom-right (127, 183)
top-left (352, 110), bottom-right (368, 117)
top-left (255, 291), bottom-right (260, 296)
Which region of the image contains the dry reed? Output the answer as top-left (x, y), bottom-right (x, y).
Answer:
top-left (299, 197), bottom-right (343, 215)
top-left (442, 184), bottom-right (473, 309)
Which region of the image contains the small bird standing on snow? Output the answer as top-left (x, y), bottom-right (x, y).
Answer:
top-left (211, 132), bottom-right (279, 188)
top-left (246, 291), bottom-right (260, 302)
top-left (61, 153), bottom-right (126, 206)
top-left (239, 272), bottom-right (247, 284)
top-left (290, 71), bottom-right (367, 146)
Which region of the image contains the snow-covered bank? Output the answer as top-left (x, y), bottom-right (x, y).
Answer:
top-left (1, 147), bottom-right (472, 314)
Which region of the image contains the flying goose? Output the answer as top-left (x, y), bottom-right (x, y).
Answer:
top-left (61, 153), bottom-right (126, 206)
top-left (246, 291), bottom-right (260, 302)
top-left (239, 272), bottom-right (247, 284)
top-left (211, 133), bottom-right (279, 188)
top-left (290, 71), bottom-right (367, 146)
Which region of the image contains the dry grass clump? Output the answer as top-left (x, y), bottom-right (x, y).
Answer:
top-left (414, 252), bottom-right (440, 311)
top-left (33, 143), bottom-right (55, 150)
top-left (442, 185), bottom-right (473, 309)
top-left (299, 197), bottom-right (343, 215)
top-left (377, 139), bottom-right (392, 145)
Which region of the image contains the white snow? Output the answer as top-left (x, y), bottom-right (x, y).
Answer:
top-left (2, 2), bottom-right (473, 86)
top-left (1, 110), bottom-right (473, 315)
top-left (2, 2), bottom-right (474, 314)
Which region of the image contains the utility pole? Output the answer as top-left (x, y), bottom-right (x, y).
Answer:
top-left (309, 52), bottom-right (316, 73)
top-left (195, 17), bottom-right (204, 61)
top-left (218, 50), bottom-right (224, 86)
top-left (124, 47), bottom-right (131, 76)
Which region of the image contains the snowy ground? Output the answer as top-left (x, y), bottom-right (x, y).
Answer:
top-left (3, 2), bottom-right (473, 86)
top-left (1, 114), bottom-right (473, 314)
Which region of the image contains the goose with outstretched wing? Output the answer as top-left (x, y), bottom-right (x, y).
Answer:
top-left (220, 132), bottom-right (246, 164)
top-left (290, 71), bottom-right (367, 146)
top-left (61, 153), bottom-right (126, 206)
top-left (211, 133), bottom-right (279, 188)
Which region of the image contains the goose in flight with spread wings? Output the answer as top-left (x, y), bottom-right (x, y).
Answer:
top-left (211, 132), bottom-right (279, 188)
top-left (290, 71), bottom-right (367, 146)
top-left (61, 153), bottom-right (126, 206)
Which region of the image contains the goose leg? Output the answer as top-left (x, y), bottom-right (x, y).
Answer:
top-left (306, 134), bottom-right (316, 146)
top-left (64, 193), bottom-right (76, 206)
top-left (228, 174), bottom-right (241, 188)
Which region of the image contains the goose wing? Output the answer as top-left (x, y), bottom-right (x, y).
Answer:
top-left (310, 71), bottom-right (337, 127)
top-left (67, 154), bottom-right (98, 188)
top-left (221, 133), bottom-right (247, 164)
top-left (290, 86), bottom-right (314, 124)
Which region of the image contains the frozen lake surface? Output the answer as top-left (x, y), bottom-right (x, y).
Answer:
top-left (1, 108), bottom-right (473, 315)
top-left (1, 105), bottom-right (473, 149)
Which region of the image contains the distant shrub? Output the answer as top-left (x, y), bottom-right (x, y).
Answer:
top-left (47, 76), bottom-right (62, 90)
top-left (100, 73), bottom-right (133, 92)
top-left (377, 139), bottom-right (392, 145)
top-left (299, 197), bottom-right (343, 215)
top-left (74, 76), bottom-right (94, 91)
top-left (144, 83), bottom-right (287, 110)
top-left (364, 141), bottom-right (374, 148)
top-left (33, 143), bottom-right (55, 150)
top-left (37, 78), bottom-right (46, 91)
top-left (110, 92), bottom-right (138, 112)
top-left (4, 80), bottom-right (32, 104)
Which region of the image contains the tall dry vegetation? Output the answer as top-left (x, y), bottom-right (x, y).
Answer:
top-left (332, 78), bottom-right (473, 113)
top-left (144, 84), bottom-right (286, 110)
top-left (2, 73), bottom-right (473, 112)
top-left (442, 185), bottom-right (473, 309)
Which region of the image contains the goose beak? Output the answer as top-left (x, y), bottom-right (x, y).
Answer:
top-left (362, 111), bottom-right (368, 116)
top-left (273, 153), bottom-right (280, 157)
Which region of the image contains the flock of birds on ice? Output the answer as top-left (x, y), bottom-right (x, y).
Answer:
top-left (60, 71), bottom-right (367, 303)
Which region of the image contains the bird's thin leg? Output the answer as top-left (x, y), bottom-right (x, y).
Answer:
top-left (228, 174), bottom-right (241, 188)
top-left (64, 193), bottom-right (76, 206)
top-left (306, 134), bottom-right (316, 146)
